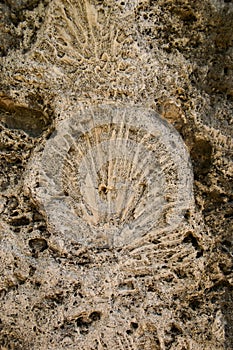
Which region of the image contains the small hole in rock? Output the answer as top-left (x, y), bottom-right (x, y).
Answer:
top-left (29, 238), bottom-right (48, 252)
top-left (191, 139), bottom-right (212, 177)
top-left (131, 322), bottom-right (138, 329)
top-left (98, 184), bottom-right (108, 195)
top-left (76, 319), bottom-right (90, 334)
top-left (170, 324), bottom-right (182, 335)
top-left (184, 210), bottom-right (190, 220)
top-left (89, 311), bottom-right (101, 322)
top-left (223, 240), bottom-right (232, 247)
top-left (183, 232), bottom-right (200, 251)
top-left (189, 298), bottom-right (200, 310)
top-left (196, 251), bottom-right (203, 258)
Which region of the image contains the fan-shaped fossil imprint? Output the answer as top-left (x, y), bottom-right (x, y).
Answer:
top-left (30, 105), bottom-right (194, 247)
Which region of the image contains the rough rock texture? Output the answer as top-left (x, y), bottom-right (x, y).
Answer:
top-left (0, 0), bottom-right (232, 349)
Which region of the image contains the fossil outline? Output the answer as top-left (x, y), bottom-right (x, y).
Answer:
top-left (30, 105), bottom-right (194, 248)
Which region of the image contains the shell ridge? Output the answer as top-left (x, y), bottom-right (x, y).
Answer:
top-left (107, 124), bottom-right (118, 222)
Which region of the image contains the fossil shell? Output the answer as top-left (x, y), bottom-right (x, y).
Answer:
top-left (29, 105), bottom-right (194, 247)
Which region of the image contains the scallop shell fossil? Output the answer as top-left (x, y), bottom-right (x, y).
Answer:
top-left (29, 105), bottom-right (194, 247)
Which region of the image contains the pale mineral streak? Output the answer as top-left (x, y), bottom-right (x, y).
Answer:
top-left (0, 0), bottom-right (232, 349)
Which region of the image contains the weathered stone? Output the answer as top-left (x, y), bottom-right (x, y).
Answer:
top-left (0, 0), bottom-right (232, 349)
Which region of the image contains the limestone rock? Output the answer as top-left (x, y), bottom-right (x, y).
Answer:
top-left (0, 0), bottom-right (232, 349)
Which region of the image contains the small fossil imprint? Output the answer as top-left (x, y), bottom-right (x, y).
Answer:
top-left (29, 105), bottom-right (194, 247)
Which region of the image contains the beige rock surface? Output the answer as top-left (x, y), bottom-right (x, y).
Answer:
top-left (0, 0), bottom-right (232, 349)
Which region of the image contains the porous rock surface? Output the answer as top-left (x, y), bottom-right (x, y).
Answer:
top-left (0, 0), bottom-right (232, 349)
